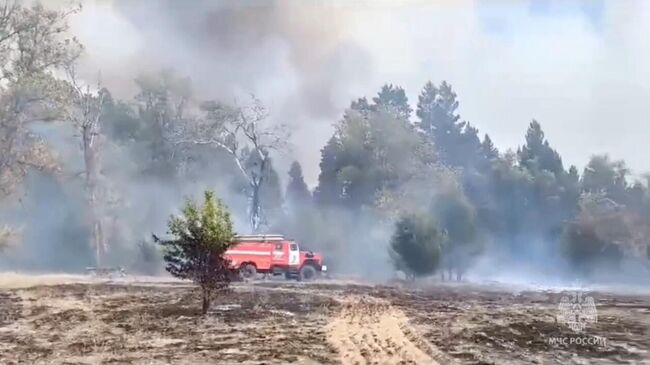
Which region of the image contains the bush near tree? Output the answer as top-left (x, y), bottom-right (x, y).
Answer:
top-left (389, 213), bottom-right (444, 279)
top-left (431, 189), bottom-right (481, 281)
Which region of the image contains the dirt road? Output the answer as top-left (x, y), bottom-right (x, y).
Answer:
top-left (0, 274), bottom-right (648, 364)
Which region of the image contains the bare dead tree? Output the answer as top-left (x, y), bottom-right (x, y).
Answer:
top-left (173, 96), bottom-right (288, 232)
top-left (64, 65), bottom-right (107, 266)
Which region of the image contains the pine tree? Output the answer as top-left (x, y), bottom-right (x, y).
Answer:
top-left (481, 134), bottom-right (499, 160)
top-left (418, 81), bottom-right (458, 135)
top-left (286, 161), bottom-right (311, 206)
top-left (417, 81), bottom-right (481, 169)
top-left (350, 97), bottom-right (372, 115)
top-left (518, 120), bottom-right (564, 175)
top-left (417, 81), bottom-right (461, 138)
top-left (416, 81), bottom-right (437, 132)
top-left (436, 81), bottom-right (461, 125)
top-left (372, 84), bottom-right (412, 121)
top-left (458, 122), bottom-right (482, 167)
top-left (314, 136), bottom-right (343, 206)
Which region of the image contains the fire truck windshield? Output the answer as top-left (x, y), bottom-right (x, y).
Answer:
top-left (290, 243), bottom-right (298, 251)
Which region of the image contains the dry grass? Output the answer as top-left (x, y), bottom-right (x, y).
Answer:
top-left (0, 275), bottom-right (648, 364)
top-left (0, 272), bottom-right (93, 289)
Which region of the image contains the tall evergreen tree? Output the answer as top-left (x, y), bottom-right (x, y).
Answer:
top-left (286, 161), bottom-right (311, 206)
top-left (481, 134), bottom-right (499, 160)
top-left (350, 97), bottom-right (372, 115)
top-left (518, 120), bottom-right (564, 175)
top-left (568, 165), bottom-right (580, 183)
top-left (417, 81), bottom-right (460, 139)
top-left (416, 81), bottom-right (481, 169)
top-left (314, 135), bottom-right (343, 206)
top-left (416, 81), bottom-right (437, 128)
top-left (458, 122), bottom-right (482, 168)
top-left (372, 84), bottom-right (412, 121)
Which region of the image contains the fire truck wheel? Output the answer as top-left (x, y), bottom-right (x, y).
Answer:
top-left (298, 265), bottom-right (317, 281)
top-left (240, 263), bottom-right (257, 280)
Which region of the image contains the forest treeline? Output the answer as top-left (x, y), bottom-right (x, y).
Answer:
top-left (0, 3), bottom-right (648, 282)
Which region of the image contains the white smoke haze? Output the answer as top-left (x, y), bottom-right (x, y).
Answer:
top-left (65, 0), bottom-right (650, 184)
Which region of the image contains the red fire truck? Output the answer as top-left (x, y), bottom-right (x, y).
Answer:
top-left (224, 234), bottom-right (327, 281)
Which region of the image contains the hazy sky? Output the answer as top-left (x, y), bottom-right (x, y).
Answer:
top-left (67, 0), bottom-right (650, 184)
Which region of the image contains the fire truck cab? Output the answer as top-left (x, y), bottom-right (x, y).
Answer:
top-left (224, 234), bottom-right (326, 281)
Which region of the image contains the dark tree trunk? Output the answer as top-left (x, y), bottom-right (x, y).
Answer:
top-left (201, 291), bottom-right (211, 315)
top-left (250, 181), bottom-right (261, 232)
top-left (249, 154), bottom-right (267, 233)
top-left (83, 125), bottom-right (104, 267)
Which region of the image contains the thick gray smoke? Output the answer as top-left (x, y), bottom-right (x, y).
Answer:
top-left (70, 0), bottom-right (377, 181)
top-left (67, 0), bottom-right (650, 183)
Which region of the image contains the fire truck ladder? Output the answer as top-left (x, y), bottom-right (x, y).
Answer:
top-left (234, 234), bottom-right (285, 242)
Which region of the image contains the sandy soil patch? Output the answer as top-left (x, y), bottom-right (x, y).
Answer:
top-left (326, 295), bottom-right (442, 364)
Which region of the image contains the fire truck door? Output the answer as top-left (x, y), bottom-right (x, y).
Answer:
top-left (289, 243), bottom-right (299, 266)
top-left (272, 243), bottom-right (285, 266)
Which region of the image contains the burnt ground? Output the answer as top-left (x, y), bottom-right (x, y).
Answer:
top-left (0, 277), bottom-right (648, 364)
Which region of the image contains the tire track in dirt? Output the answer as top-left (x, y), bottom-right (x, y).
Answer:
top-left (326, 296), bottom-right (445, 365)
